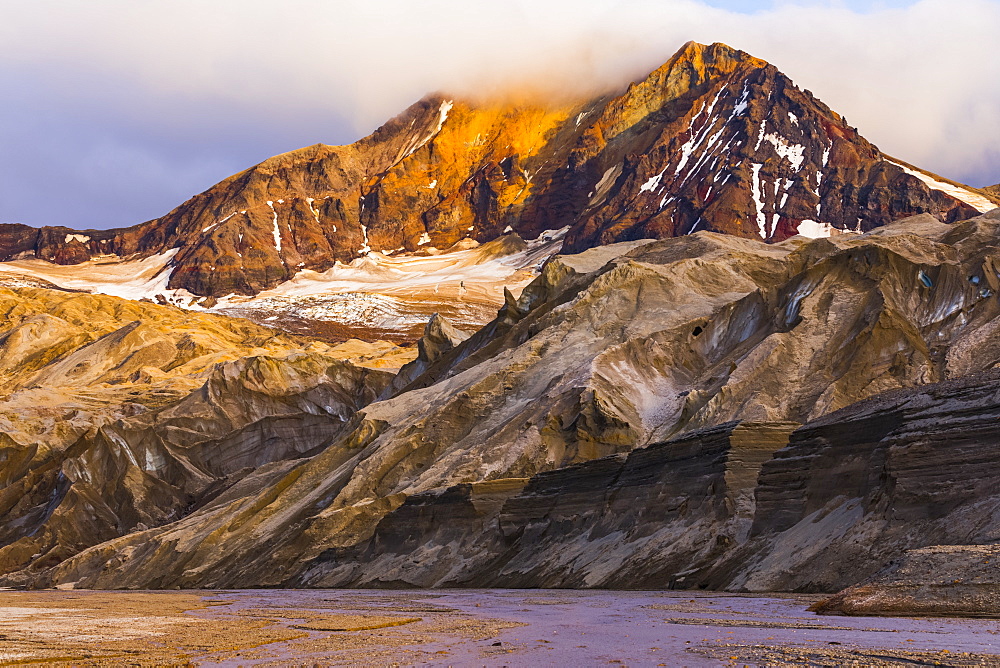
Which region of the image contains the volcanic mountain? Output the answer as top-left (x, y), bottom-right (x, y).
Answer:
top-left (4, 41), bottom-right (1000, 601)
top-left (0, 41), bottom-right (994, 319)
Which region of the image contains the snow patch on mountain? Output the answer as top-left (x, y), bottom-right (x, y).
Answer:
top-left (209, 229), bottom-right (567, 335)
top-left (0, 227), bottom-right (568, 338)
top-left (762, 133), bottom-right (806, 172)
top-left (267, 201), bottom-right (282, 252)
top-left (751, 163), bottom-right (768, 239)
top-left (885, 159), bottom-right (997, 213)
top-left (0, 249), bottom-right (186, 303)
top-left (796, 220), bottom-right (835, 239)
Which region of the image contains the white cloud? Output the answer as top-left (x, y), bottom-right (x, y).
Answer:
top-left (0, 0), bottom-right (997, 227)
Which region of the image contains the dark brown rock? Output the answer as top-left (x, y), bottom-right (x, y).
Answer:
top-left (724, 367), bottom-right (1000, 593)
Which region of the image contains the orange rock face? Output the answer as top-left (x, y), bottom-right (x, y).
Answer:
top-left (2, 42), bottom-right (995, 297)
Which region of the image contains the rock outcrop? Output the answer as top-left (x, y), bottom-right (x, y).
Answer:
top-left (298, 359), bottom-right (1000, 593)
top-left (297, 421), bottom-right (796, 589)
top-left (3, 42), bottom-right (995, 299)
top-left (11, 209), bottom-right (1000, 591)
top-left (724, 367), bottom-right (1000, 593)
top-left (811, 545), bottom-right (1000, 617)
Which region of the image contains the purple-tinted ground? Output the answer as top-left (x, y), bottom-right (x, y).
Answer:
top-left (189, 589), bottom-right (1000, 666)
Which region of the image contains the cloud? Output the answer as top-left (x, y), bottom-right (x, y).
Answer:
top-left (1, 0), bottom-right (997, 229)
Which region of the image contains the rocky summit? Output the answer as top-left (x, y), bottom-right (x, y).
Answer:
top-left (0, 42), bottom-right (995, 309)
top-left (2, 39), bottom-right (1000, 616)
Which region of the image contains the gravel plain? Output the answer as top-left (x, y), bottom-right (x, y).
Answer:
top-left (2, 589), bottom-right (1000, 666)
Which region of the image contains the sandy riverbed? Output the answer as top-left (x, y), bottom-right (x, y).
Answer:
top-left (1, 589), bottom-right (999, 666)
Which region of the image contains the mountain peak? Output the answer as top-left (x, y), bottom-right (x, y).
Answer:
top-left (668, 40), bottom-right (768, 71)
top-left (0, 41), bottom-right (992, 303)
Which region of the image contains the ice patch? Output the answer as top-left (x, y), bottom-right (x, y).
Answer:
top-left (673, 88), bottom-right (726, 178)
top-left (306, 197), bottom-right (323, 225)
top-left (64, 234), bottom-right (90, 244)
top-left (209, 229), bottom-right (568, 329)
top-left (435, 100), bottom-right (454, 133)
top-left (202, 211), bottom-right (237, 234)
top-left (359, 224), bottom-right (371, 255)
top-left (754, 121), bottom-right (767, 151)
top-left (418, 232), bottom-right (431, 246)
top-left (595, 165), bottom-right (620, 192)
top-left (733, 82), bottom-right (751, 116)
top-left (640, 171), bottom-right (663, 193)
top-left (395, 99), bottom-right (455, 163)
top-left (0, 248), bottom-right (191, 304)
top-left (589, 164), bottom-right (622, 205)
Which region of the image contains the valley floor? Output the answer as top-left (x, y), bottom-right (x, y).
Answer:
top-left (1, 589), bottom-right (999, 666)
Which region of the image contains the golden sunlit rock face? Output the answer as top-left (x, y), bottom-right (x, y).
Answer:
top-left (0, 283), bottom-right (413, 582)
top-left (1, 42), bottom-right (995, 298)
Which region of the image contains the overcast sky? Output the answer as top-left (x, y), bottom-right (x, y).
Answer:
top-left (2, 0), bottom-right (997, 230)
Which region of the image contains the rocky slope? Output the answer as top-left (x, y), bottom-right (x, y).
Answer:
top-left (1, 41), bottom-right (994, 306)
top-left (299, 365), bottom-right (1000, 593)
top-left (0, 284), bottom-right (413, 582)
top-left (11, 208), bottom-right (1000, 591)
top-left (297, 421), bottom-right (797, 589)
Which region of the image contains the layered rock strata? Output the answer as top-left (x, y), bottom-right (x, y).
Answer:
top-left (294, 366), bottom-right (1000, 594)
top-left (297, 421), bottom-right (796, 589)
top-left (726, 367), bottom-right (1000, 593)
top-left (10, 210), bottom-right (1000, 590)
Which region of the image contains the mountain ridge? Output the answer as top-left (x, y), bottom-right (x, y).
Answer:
top-left (8, 207), bottom-right (1000, 589)
top-left (1, 41), bottom-right (994, 304)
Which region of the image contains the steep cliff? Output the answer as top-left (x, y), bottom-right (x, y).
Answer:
top-left (302, 366), bottom-right (1000, 594)
top-left (727, 367), bottom-right (1000, 593)
top-left (297, 422), bottom-right (797, 589)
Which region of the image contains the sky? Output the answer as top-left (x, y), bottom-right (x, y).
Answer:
top-left (1, 0), bottom-right (998, 230)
